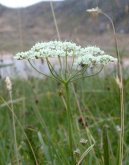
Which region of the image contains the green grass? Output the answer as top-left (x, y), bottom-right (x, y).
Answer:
top-left (0, 75), bottom-right (129, 164)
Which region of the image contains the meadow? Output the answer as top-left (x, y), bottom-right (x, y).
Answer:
top-left (0, 72), bottom-right (128, 164)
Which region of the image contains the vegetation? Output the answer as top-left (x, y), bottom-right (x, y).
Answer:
top-left (0, 74), bottom-right (128, 164)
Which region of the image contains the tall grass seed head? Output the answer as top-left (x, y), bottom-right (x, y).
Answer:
top-left (5, 76), bottom-right (12, 91)
top-left (86, 7), bottom-right (102, 17)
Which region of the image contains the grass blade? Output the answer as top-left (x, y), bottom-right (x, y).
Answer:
top-left (77, 144), bottom-right (94, 165)
top-left (103, 126), bottom-right (110, 165)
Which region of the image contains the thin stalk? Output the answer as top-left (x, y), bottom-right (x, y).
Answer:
top-left (9, 91), bottom-right (20, 165)
top-left (67, 65), bottom-right (88, 83)
top-left (101, 11), bottom-right (124, 165)
top-left (50, 1), bottom-right (63, 73)
top-left (100, 12), bottom-right (120, 73)
top-left (64, 82), bottom-right (75, 164)
top-left (58, 56), bottom-right (63, 77)
top-left (50, 1), bottom-right (60, 40)
top-left (65, 52), bottom-right (68, 79)
top-left (71, 66), bottom-right (104, 82)
top-left (46, 58), bottom-right (60, 78)
top-left (46, 58), bottom-right (63, 82)
top-left (28, 60), bottom-right (55, 80)
top-left (70, 55), bottom-right (75, 73)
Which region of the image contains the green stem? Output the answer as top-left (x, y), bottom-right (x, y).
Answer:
top-left (71, 66), bottom-right (104, 82)
top-left (64, 82), bottom-right (75, 164)
top-left (46, 58), bottom-right (63, 82)
top-left (28, 60), bottom-right (55, 80)
top-left (101, 11), bottom-right (124, 165)
top-left (65, 53), bottom-right (68, 79)
top-left (9, 91), bottom-right (20, 165)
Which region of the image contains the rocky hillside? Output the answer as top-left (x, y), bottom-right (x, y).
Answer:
top-left (0, 0), bottom-right (129, 52)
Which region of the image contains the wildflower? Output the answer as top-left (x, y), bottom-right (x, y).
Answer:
top-left (15, 41), bottom-right (117, 70)
top-left (15, 41), bottom-right (83, 59)
top-left (74, 53), bottom-right (117, 68)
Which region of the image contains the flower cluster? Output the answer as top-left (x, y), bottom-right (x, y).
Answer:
top-left (15, 41), bottom-right (84, 59)
top-left (74, 54), bottom-right (117, 68)
top-left (74, 46), bottom-right (117, 67)
top-left (83, 46), bottom-right (105, 56)
top-left (15, 41), bottom-right (117, 67)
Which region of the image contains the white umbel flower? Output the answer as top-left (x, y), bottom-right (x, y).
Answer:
top-left (14, 41), bottom-right (117, 68)
top-left (75, 54), bottom-right (117, 67)
top-left (15, 41), bottom-right (83, 59)
top-left (96, 55), bottom-right (117, 64)
top-left (83, 46), bottom-right (105, 56)
top-left (74, 54), bottom-right (97, 67)
top-left (74, 46), bottom-right (117, 67)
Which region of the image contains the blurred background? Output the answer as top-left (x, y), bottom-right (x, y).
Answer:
top-left (0, 0), bottom-right (129, 77)
top-left (0, 0), bottom-right (129, 52)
